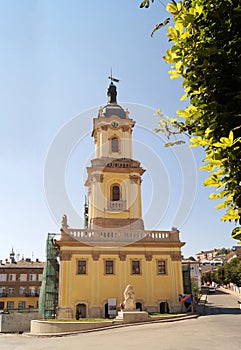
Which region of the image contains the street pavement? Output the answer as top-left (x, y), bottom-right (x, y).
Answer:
top-left (0, 289), bottom-right (241, 350)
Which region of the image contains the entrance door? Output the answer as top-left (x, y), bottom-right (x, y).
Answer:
top-left (105, 303), bottom-right (109, 318)
top-left (76, 303), bottom-right (86, 319)
top-left (159, 301), bottom-right (169, 314)
top-left (136, 302), bottom-right (142, 311)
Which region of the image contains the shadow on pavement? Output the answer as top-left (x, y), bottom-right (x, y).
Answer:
top-left (205, 305), bottom-right (241, 315)
top-left (197, 288), bottom-right (241, 316)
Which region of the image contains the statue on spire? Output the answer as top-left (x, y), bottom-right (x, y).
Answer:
top-left (107, 69), bottom-right (119, 103)
top-left (107, 82), bottom-right (117, 103)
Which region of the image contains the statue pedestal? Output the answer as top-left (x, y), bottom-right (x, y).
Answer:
top-left (115, 310), bottom-right (149, 324)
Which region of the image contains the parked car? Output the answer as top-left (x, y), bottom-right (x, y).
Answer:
top-left (208, 286), bottom-right (216, 294)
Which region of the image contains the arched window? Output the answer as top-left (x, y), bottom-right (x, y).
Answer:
top-left (111, 137), bottom-right (119, 153)
top-left (111, 184), bottom-right (120, 201)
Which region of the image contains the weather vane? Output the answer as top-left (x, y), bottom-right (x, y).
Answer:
top-left (108, 68), bottom-right (120, 83)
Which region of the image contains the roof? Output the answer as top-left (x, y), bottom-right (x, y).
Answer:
top-left (0, 259), bottom-right (45, 269)
top-left (101, 103), bottom-right (126, 119)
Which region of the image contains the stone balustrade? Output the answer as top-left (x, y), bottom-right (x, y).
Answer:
top-left (61, 228), bottom-right (180, 243)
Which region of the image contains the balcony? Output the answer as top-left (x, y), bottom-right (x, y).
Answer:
top-left (106, 200), bottom-right (126, 211)
top-left (63, 228), bottom-right (182, 247)
top-left (25, 292), bottom-right (39, 297)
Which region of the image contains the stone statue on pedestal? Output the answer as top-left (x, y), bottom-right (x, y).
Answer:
top-left (123, 285), bottom-right (136, 311)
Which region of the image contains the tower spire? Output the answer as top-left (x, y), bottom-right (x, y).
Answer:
top-left (108, 68), bottom-right (120, 83)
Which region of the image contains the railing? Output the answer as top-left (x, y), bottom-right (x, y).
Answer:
top-left (106, 200), bottom-right (127, 211)
top-left (62, 228), bottom-right (180, 245)
top-left (25, 292), bottom-right (39, 297)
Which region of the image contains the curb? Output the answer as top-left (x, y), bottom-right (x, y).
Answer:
top-left (25, 313), bottom-right (199, 338)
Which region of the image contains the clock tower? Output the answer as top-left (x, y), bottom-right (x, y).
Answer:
top-left (85, 81), bottom-right (145, 230)
top-left (54, 78), bottom-right (185, 320)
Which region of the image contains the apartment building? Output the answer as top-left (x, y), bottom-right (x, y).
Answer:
top-left (0, 252), bottom-right (44, 311)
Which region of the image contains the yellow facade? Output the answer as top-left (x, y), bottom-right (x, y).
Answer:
top-left (57, 81), bottom-right (184, 319)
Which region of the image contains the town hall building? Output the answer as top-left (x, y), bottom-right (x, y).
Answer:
top-left (56, 80), bottom-right (185, 319)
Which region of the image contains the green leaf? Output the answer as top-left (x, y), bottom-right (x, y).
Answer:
top-left (151, 19), bottom-right (170, 37)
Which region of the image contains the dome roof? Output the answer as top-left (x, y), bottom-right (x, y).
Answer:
top-left (102, 103), bottom-right (126, 119)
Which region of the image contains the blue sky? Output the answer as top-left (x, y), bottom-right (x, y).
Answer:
top-left (0, 0), bottom-right (237, 261)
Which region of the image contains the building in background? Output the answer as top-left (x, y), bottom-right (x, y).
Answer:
top-left (182, 259), bottom-right (202, 292)
top-left (55, 80), bottom-right (185, 319)
top-left (196, 249), bottom-right (220, 262)
top-left (0, 249), bottom-right (44, 311)
top-left (226, 247), bottom-right (241, 263)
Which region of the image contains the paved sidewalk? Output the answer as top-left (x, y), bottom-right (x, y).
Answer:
top-left (219, 286), bottom-right (241, 303)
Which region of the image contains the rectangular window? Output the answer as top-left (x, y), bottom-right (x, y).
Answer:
top-left (77, 260), bottom-right (87, 274)
top-left (29, 287), bottom-right (35, 296)
top-left (19, 286), bottom-right (25, 295)
top-left (20, 274), bottom-right (27, 282)
top-left (29, 274), bottom-right (36, 281)
top-left (111, 137), bottom-right (119, 153)
top-left (0, 287), bottom-right (6, 296)
top-left (18, 301), bottom-right (26, 309)
top-left (131, 260), bottom-right (141, 275)
top-left (105, 260), bottom-right (114, 274)
top-left (7, 301), bottom-right (14, 310)
top-left (157, 260), bottom-right (167, 275)
top-left (8, 287), bottom-right (15, 295)
top-left (38, 274), bottom-right (43, 281)
top-left (9, 274), bottom-right (16, 282)
top-left (0, 274), bottom-right (7, 282)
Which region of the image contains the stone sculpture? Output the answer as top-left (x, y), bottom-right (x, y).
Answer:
top-left (123, 285), bottom-right (136, 311)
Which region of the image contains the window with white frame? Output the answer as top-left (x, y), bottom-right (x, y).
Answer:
top-left (0, 274), bottom-right (7, 282)
top-left (29, 274), bottom-right (36, 281)
top-left (0, 287), bottom-right (6, 296)
top-left (9, 274), bottom-right (16, 282)
top-left (8, 287), bottom-right (15, 295)
top-left (29, 287), bottom-right (35, 296)
top-left (18, 301), bottom-right (26, 309)
top-left (7, 301), bottom-right (14, 310)
top-left (19, 286), bottom-right (25, 295)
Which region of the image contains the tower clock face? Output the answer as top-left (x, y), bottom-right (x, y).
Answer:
top-left (111, 121), bottom-right (118, 128)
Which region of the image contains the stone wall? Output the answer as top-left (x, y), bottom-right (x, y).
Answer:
top-left (31, 320), bottom-right (113, 334)
top-left (0, 312), bottom-right (42, 333)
